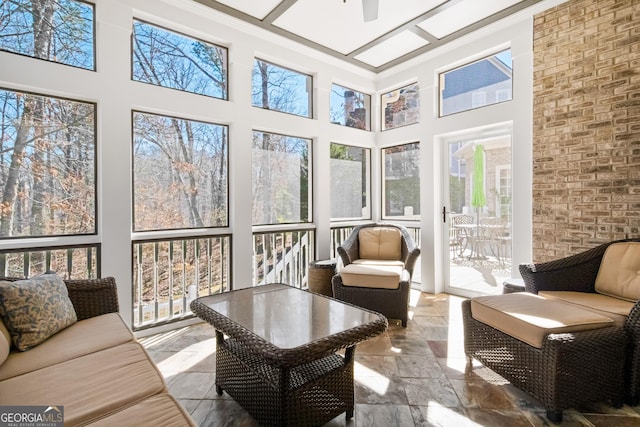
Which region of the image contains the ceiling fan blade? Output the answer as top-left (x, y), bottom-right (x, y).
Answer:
top-left (362, 0), bottom-right (378, 22)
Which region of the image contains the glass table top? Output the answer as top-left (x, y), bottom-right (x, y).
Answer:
top-left (195, 283), bottom-right (385, 349)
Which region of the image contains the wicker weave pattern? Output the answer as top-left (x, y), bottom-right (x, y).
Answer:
top-left (519, 238), bottom-right (640, 405)
top-left (332, 276), bottom-right (410, 326)
top-left (463, 299), bottom-right (626, 422)
top-left (190, 285), bottom-right (387, 426)
top-left (0, 276), bottom-right (119, 321)
top-left (215, 334), bottom-right (354, 426)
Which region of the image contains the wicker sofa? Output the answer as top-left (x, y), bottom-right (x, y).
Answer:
top-left (0, 275), bottom-right (196, 427)
top-left (519, 238), bottom-right (640, 405)
top-left (332, 223), bottom-right (420, 327)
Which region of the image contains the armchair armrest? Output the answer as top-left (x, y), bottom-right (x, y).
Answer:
top-left (336, 226), bottom-right (363, 267)
top-left (65, 277), bottom-right (119, 320)
top-left (519, 242), bottom-right (611, 294)
top-left (403, 246), bottom-right (421, 278)
top-left (520, 238), bottom-right (640, 294)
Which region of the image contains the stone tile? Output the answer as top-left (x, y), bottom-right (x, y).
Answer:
top-left (190, 399), bottom-right (257, 427)
top-left (355, 333), bottom-right (395, 356)
top-left (449, 378), bottom-right (518, 410)
top-left (355, 375), bottom-right (408, 405)
top-left (355, 355), bottom-right (399, 378)
top-left (389, 337), bottom-right (436, 356)
top-left (582, 414), bottom-right (640, 427)
top-left (403, 377), bottom-right (461, 407)
top-left (426, 340), bottom-right (454, 358)
top-left (395, 354), bottom-right (445, 379)
top-left (464, 408), bottom-right (536, 427)
top-left (412, 315), bottom-right (449, 327)
top-left (355, 404), bottom-right (414, 427)
top-left (436, 357), bottom-right (482, 380)
top-left (166, 371), bottom-right (216, 399)
top-left (409, 405), bottom-right (472, 427)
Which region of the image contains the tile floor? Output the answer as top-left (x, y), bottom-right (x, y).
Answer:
top-left (140, 291), bottom-right (640, 426)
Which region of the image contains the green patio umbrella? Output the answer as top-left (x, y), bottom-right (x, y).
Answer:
top-left (471, 144), bottom-right (486, 218)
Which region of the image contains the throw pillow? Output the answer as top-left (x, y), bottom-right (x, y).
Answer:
top-left (0, 274), bottom-right (77, 351)
top-left (0, 318), bottom-right (10, 365)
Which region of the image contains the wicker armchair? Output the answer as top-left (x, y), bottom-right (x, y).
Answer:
top-left (519, 238), bottom-right (640, 405)
top-left (332, 223), bottom-right (420, 327)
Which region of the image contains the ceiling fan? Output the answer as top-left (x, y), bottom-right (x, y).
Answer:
top-left (344, 0), bottom-right (379, 22)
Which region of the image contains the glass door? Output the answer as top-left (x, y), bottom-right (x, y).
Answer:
top-left (443, 133), bottom-right (512, 297)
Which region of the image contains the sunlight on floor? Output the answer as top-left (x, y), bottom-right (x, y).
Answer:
top-left (426, 402), bottom-right (483, 427)
top-left (354, 362), bottom-right (390, 396)
top-left (155, 338), bottom-right (215, 373)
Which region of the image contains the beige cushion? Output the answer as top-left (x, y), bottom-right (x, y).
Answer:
top-left (0, 342), bottom-right (166, 426)
top-left (539, 291), bottom-right (633, 327)
top-left (471, 292), bottom-right (614, 348)
top-left (352, 259), bottom-right (405, 268)
top-left (359, 227), bottom-right (402, 260)
top-left (0, 313), bottom-right (134, 381)
top-left (0, 274), bottom-right (77, 351)
top-left (595, 242), bottom-right (640, 302)
top-left (0, 318), bottom-right (10, 366)
top-left (341, 263), bottom-right (402, 289)
top-left (85, 394), bottom-right (197, 427)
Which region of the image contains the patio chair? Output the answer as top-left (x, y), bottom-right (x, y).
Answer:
top-left (332, 223), bottom-right (420, 327)
top-left (450, 214), bottom-right (474, 259)
top-left (477, 217), bottom-right (509, 267)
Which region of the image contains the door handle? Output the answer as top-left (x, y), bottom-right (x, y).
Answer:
top-left (442, 206), bottom-right (447, 223)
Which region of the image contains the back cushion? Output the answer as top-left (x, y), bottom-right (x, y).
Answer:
top-left (595, 242), bottom-right (640, 302)
top-left (359, 227), bottom-right (402, 260)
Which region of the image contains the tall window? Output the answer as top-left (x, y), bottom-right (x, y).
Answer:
top-left (0, 88), bottom-right (96, 238)
top-left (132, 20), bottom-right (228, 99)
top-left (330, 143), bottom-right (370, 220)
top-left (381, 82), bottom-right (420, 131)
top-left (0, 0), bottom-right (94, 69)
top-left (382, 142), bottom-right (420, 219)
top-left (252, 131), bottom-right (311, 225)
top-left (330, 84), bottom-right (371, 130)
top-left (252, 59), bottom-right (312, 118)
top-left (496, 165), bottom-right (512, 222)
top-left (132, 111), bottom-right (228, 232)
top-left (439, 49), bottom-right (512, 116)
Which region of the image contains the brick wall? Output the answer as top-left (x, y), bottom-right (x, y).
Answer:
top-left (532, 0), bottom-right (640, 261)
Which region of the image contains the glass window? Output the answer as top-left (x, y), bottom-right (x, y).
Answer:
top-left (382, 142), bottom-right (420, 219)
top-left (440, 49), bottom-right (512, 116)
top-left (381, 82), bottom-right (420, 131)
top-left (132, 111), bottom-right (228, 232)
top-left (0, 0), bottom-right (94, 69)
top-left (330, 143), bottom-right (370, 220)
top-left (330, 84), bottom-right (371, 130)
top-left (0, 88), bottom-right (96, 238)
top-left (496, 165), bottom-right (512, 223)
top-left (132, 20), bottom-right (228, 99)
top-left (252, 131), bottom-right (311, 225)
top-left (252, 59), bottom-right (312, 118)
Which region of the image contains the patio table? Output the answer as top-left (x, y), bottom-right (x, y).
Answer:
top-left (190, 283), bottom-right (388, 426)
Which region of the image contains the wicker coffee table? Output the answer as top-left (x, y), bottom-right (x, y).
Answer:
top-left (190, 283), bottom-right (388, 426)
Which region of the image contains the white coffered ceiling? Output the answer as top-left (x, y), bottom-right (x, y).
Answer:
top-left (192, 0), bottom-right (544, 72)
